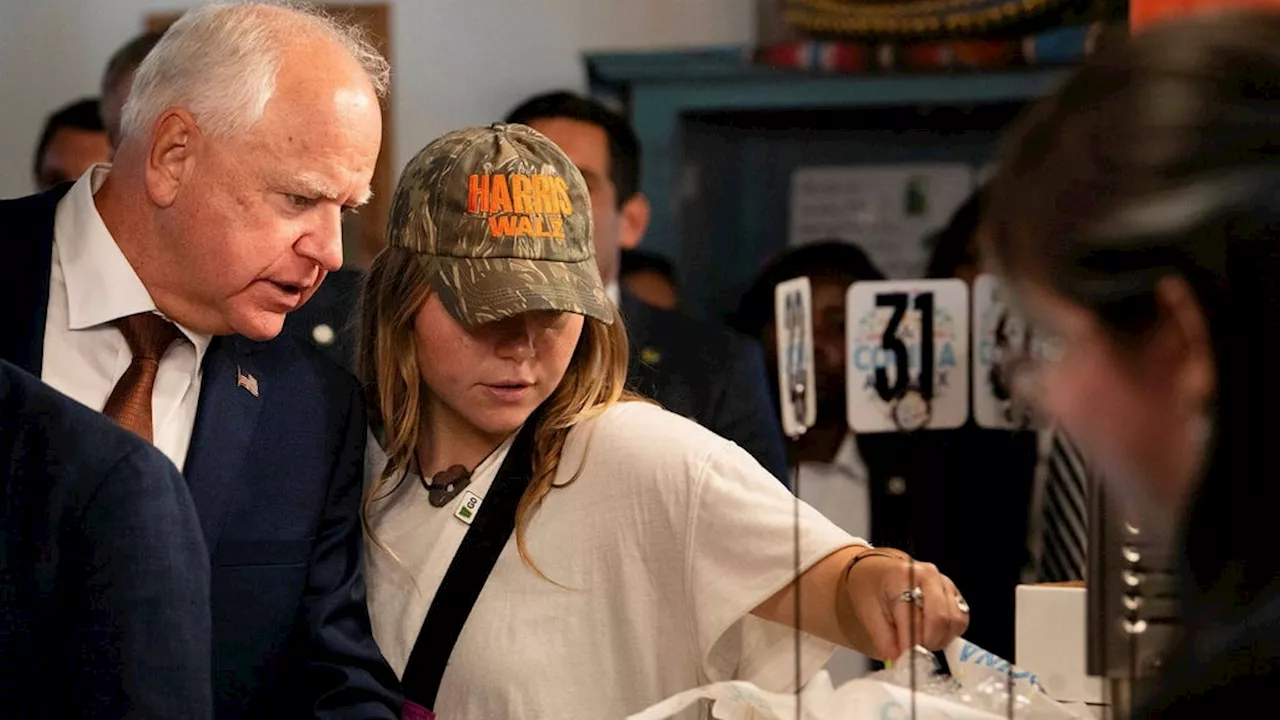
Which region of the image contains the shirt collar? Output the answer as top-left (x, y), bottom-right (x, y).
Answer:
top-left (605, 280), bottom-right (620, 305)
top-left (57, 164), bottom-right (212, 367)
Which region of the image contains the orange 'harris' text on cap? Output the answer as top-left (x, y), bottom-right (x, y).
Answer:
top-left (467, 172), bottom-right (576, 240)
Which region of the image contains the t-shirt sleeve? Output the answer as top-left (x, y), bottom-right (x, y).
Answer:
top-left (684, 440), bottom-right (867, 692)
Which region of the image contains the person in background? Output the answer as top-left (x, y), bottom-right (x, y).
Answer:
top-left (505, 92), bottom-right (788, 483)
top-left (924, 189), bottom-right (984, 286)
top-left (980, 12), bottom-right (1280, 714)
top-left (32, 98), bottom-right (110, 191)
top-left (619, 247), bottom-right (679, 309)
top-left (0, 359), bottom-right (212, 718)
top-left (100, 30), bottom-right (164, 151)
top-left (0, 4), bottom-right (400, 717)
top-left (359, 123), bottom-right (969, 719)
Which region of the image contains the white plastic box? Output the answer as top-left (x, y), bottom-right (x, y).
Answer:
top-left (1015, 583), bottom-right (1107, 709)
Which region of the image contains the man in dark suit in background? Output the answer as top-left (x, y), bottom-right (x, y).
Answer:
top-left (283, 265), bottom-right (362, 371)
top-left (0, 5), bottom-right (400, 718)
top-left (0, 359), bottom-right (212, 718)
top-left (506, 92), bottom-right (789, 482)
top-left (33, 98), bottom-right (111, 191)
top-left (619, 247), bottom-right (679, 310)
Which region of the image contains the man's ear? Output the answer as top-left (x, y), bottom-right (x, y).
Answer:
top-left (1155, 275), bottom-right (1215, 413)
top-left (144, 109), bottom-right (201, 209)
top-left (618, 192), bottom-right (651, 250)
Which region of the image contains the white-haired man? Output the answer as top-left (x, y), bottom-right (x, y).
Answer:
top-left (0, 3), bottom-right (401, 718)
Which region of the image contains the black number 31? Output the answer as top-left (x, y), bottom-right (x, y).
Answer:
top-left (873, 292), bottom-right (934, 402)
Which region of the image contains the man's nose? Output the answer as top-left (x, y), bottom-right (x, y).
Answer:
top-left (295, 206), bottom-right (344, 272)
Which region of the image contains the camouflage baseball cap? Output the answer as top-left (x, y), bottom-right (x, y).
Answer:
top-left (386, 122), bottom-right (612, 327)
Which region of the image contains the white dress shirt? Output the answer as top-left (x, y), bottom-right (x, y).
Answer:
top-left (797, 432), bottom-right (873, 684)
top-left (605, 279), bottom-right (620, 305)
top-left (41, 165), bottom-right (210, 471)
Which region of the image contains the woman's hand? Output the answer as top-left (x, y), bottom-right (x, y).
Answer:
top-left (836, 551), bottom-right (970, 661)
top-left (752, 545), bottom-right (969, 662)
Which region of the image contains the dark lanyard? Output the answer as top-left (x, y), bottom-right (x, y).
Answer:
top-left (400, 412), bottom-right (541, 712)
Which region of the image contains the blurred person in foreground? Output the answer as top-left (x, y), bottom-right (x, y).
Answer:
top-left (981, 11), bottom-right (1280, 715)
top-left (0, 359), bottom-right (211, 718)
top-left (505, 92), bottom-right (788, 483)
top-left (32, 98), bottom-right (110, 191)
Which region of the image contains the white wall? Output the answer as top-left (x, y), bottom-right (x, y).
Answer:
top-left (0, 0), bottom-right (754, 199)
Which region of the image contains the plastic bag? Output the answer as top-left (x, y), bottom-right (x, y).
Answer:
top-left (871, 643), bottom-right (1078, 719)
top-left (627, 639), bottom-right (1086, 720)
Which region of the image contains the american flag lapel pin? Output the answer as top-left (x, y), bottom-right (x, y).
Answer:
top-left (236, 366), bottom-right (259, 397)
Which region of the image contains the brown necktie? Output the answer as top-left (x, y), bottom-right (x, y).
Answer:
top-left (102, 312), bottom-right (184, 443)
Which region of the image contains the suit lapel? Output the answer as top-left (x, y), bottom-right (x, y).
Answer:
top-left (0, 187), bottom-right (67, 374)
top-left (619, 289), bottom-right (661, 394)
top-left (619, 289), bottom-right (651, 352)
top-left (183, 336), bottom-right (266, 553)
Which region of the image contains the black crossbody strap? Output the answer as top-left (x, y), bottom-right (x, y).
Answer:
top-left (400, 415), bottom-right (541, 710)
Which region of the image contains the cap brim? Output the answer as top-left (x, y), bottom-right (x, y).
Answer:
top-left (428, 255), bottom-right (614, 327)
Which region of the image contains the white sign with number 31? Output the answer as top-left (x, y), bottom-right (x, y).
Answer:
top-left (845, 279), bottom-right (970, 433)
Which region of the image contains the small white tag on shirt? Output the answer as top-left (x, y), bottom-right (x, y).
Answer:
top-left (454, 490), bottom-right (483, 525)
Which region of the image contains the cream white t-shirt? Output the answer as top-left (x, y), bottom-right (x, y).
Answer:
top-left (364, 401), bottom-right (865, 720)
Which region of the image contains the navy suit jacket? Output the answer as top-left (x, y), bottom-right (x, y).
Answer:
top-left (0, 188), bottom-right (402, 719)
top-left (620, 290), bottom-right (789, 483)
top-left (0, 359), bottom-right (212, 719)
top-left (284, 268), bottom-right (362, 374)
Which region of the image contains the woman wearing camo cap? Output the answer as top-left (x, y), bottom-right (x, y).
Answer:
top-left (357, 122), bottom-right (969, 719)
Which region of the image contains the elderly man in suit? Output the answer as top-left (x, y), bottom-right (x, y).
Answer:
top-left (505, 92), bottom-right (789, 482)
top-left (98, 27), bottom-right (362, 371)
top-left (0, 4), bottom-right (400, 718)
top-left (0, 359), bottom-right (212, 718)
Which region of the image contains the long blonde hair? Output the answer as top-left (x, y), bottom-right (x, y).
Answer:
top-left (357, 246), bottom-right (637, 576)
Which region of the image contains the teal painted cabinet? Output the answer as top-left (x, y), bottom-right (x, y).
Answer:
top-left (586, 48), bottom-right (1073, 321)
